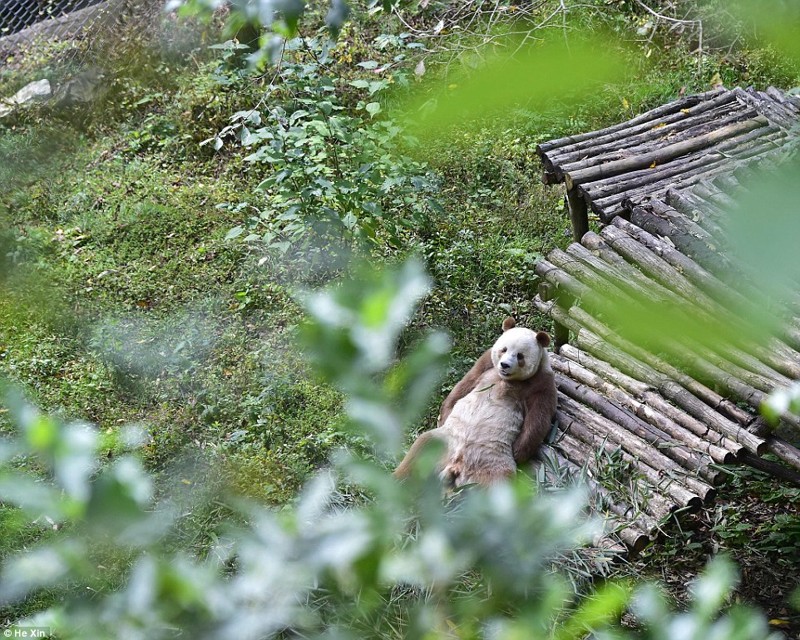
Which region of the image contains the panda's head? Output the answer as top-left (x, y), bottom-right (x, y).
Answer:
top-left (490, 317), bottom-right (551, 381)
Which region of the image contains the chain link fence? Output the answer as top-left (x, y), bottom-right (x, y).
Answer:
top-left (0, 0), bottom-right (166, 67)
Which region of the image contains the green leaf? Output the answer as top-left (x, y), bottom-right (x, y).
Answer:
top-left (365, 102), bottom-right (381, 118)
top-left (225, 226), bottom-right (245, 240)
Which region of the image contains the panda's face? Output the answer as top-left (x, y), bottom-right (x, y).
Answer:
top-left (490, 327), bottom-right (549, 381)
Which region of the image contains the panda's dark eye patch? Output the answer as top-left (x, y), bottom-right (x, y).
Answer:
top-left (517, 353), bottom-right (525, 362)
top-left (500, 347), bottom-right (507, 354)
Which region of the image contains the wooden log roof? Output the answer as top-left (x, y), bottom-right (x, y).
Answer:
top-left (534, 86), bottom-right (800, 556)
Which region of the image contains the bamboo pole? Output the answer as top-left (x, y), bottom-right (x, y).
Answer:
top-left (558, 344), bottom-right (743, 456)
top-left (539, 445), bottom-right (655, 551)
top-left (736, 450), bottom-right (800, 485)
top-left (558, 401), bottom-right (708, 509)
top-left (551, 354), bottom-right (734, 465)
top-left (555, 375), bottom-right (720, 486)
top-left (563, 116), bottom-right (769, 190)
top-left (732, 87), bottom-right (798, 130)
top-left (576, 127), bottom-right (782, 199)
top-left (629, 204), bottom-right (733, 275)
top-left (578, 233), bottom-right (784, 388)
top-left (537, 88), bottom-right (727, 155)
top-left (610, 217), bottom-right (800, 362)
top-left (538, 258), bottom-right (759, 424)
top-left (558, 104), bottom-right (759, 175)
top-left (565, 303), bottom-right (757, 427)
top-left (532, 296), bottom-right (767, 455)
top-left (553, 436), bottom-right (680, 531)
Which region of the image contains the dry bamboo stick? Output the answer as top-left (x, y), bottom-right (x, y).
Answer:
top-left (533, 296), bottom-right (767, 454)
top-left (537, 262), bottom-right (737, 419)
top-left (558, 344), bottom-right (743, 456)
top-left (630, 204), bottom-right (733, 275)
top-left (736, 450), bottom-right (800, 486)
top-left (555, 374), bottom-right (719, 486)
top-left (596, 227), bottom-right (800, 382)
top-left (692, 181), bottom-right (738, 209)
top-left (551, 354), bottom-right (733, 465)
top-left (565, 304), bottom-right (757, 427)
top-left (610, 217), bottom-right (800, 363)
top-left (537, 88), bottom-right (728, 156)
top-left (733, 87), bottom-right (798, 130)
top-left (558, 104), bottom-right (759, 174)
top-left (567, 241), bottom-right (671, 307)
top-left (563, 116), bottom-right (769, 189)
top-left (539, 445), bottom-right (656, 551)
top-left (558, 402), bottom-right (708, 509)
top-left (572, 113), bottom-right (777, 192)
top-left (542, 444), bottom-right (669, 536)
top-left (688, 341), bottom-right (788, 393)
top-left (765, 87), bottom-right (797, 109)
top-left (554, 415), bottom-right (680, 521)
top-left (548, 248), bottom-right (641, 308)
top-left (763, 437), bottom-right (800, 472)
top-left (592, 135), bottom-right (784, 221)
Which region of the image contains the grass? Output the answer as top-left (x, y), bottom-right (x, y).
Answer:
top-left (1, 0), bottom-right (800, 626)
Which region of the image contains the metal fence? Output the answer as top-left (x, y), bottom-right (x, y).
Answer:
top-left (1, 0), bottom-right (106, 37)
top-left (0, 0), bottom-right (165, 66)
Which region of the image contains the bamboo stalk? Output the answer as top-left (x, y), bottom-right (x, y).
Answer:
top-left (594, 227), bottom-right (800, 382)
top-left (576, 125), bottom-right (781, 200)
top-left (539, 445), bottom-right (656, 551)
top-left (547, 248), bottom-right (640, 308)
top-left (555, 375), bottom-right (719, 486)
top-left (558, 344), bottom-right (743, 455)
top-left (533, 296), bottom-right (767, 455)
top-left (554, 414), bottom-right (680, 521)
top-left (558, 104), bottom-right (759, 175)
top-left (565, 303), bottom-right (757, 427)
top-left (610, 217), bottom-right (800, 364)
top-left (558, 402), bottom-right (707, 509)
top-left (764, 437), bottom-right (800, 472)
top-left (563, 116), bottom-right (769, 190)
top-left (537, 88), bottom-right (728, 156)
top-left (567, 241), bottom-right (671, 307)
top-left (732, 87), bottom-right (798, 130)
top-left (630, 204), bottom-right (732, 274)
top-left (736, 450), bottom-right (800, 485)
top-left (551, 354), bottom-right (734, 465)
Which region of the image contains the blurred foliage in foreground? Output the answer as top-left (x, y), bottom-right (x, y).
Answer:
top-left (0, 259), bottom-right (781, 639)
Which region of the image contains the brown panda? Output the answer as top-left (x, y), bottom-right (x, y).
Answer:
top-left (394, 317), bottom-right (557, 487)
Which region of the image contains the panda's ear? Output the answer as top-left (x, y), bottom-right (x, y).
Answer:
top-left (502, 317), bottom-right (516, 332)
top-left (536, 331), bottom-right (551, 347)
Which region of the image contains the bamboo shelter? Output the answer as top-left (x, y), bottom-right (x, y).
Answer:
top-left (534, 86), bottom-right (800, 555)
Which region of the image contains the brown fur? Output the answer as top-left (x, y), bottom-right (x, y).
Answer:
top-left (394, 317), bottom-right (558, 485)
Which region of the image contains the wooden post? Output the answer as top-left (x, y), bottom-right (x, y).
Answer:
top-left (553, 321), bottom-right (570, 353)
top-left (566, 188), bottom-right (589, 241)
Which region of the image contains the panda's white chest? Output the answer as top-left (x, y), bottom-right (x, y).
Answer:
top-left (444, 373), bottom-right (524, 447)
